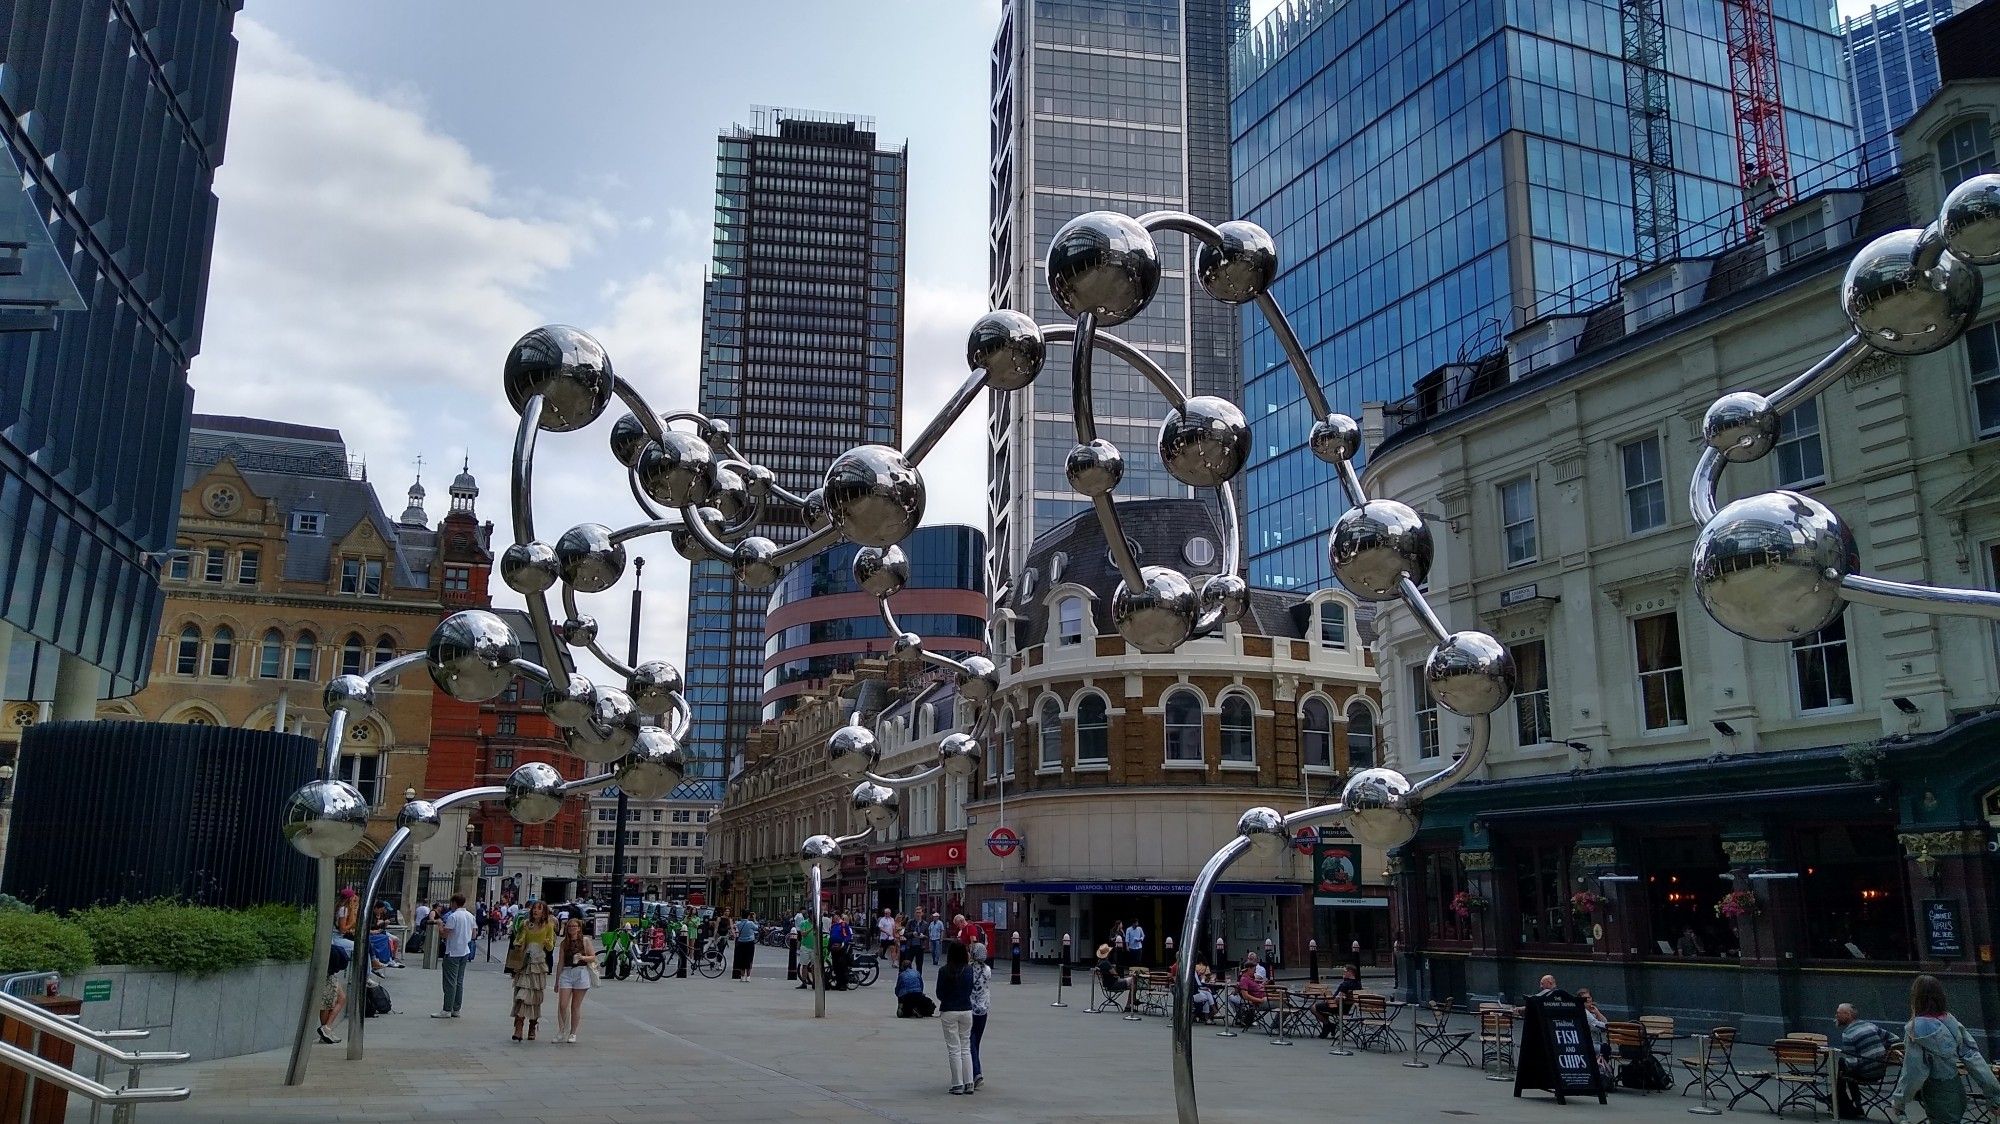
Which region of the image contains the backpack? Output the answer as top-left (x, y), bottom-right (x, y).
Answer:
top-left (1620, 1053), bottom-right (1672, 1091)
top-left (364, 978), bottom-right (392, 1018)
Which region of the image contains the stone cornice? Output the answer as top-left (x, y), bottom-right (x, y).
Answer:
top-left (1900, 829), bottom-right (1983, 857)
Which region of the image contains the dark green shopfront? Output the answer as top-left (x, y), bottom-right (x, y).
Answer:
top-left (1396, 715), bottom-right (2000, 1045)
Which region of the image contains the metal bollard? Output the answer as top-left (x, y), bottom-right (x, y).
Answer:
top-left (675, 933), bottom-right (688, 979)
top-left (1308, 938), bottom-right (1319, 983)
top-left (423, 920), bottom-right (441, 970)
top-left (1052, 933), bottom-right (1071, 1007)
top-left (1010, 931), bottom-right (1022, 985)
top-left (787, 930), bottom-right (799, 981)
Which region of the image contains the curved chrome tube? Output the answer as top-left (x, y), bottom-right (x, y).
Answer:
top-left (1172, 834), bottom-right (1249, 1124)
top-left (562, 586), bottom-right (634, 680)
top-left (1841, 572), bottom-right (2000, 619)
top-left (1041, 323), bottom-right (1188, 410)
top-left (906, 366), bottom-right (989, 466)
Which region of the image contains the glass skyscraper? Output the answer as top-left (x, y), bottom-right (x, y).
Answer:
top-left (0, 1), bottom-right (242, 701)
top-left (1845, 0), bottom-right (1970, 181)
top-left (986, 0), bottom-right (1245, 589)
top-left (1232, 0), bottom-right (1857, 591)
top-left (681, 109), bottom-right (906, 798)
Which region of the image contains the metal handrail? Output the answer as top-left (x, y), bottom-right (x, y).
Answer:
top-left (0, 992), bottom-right (187, 1066)
top-left (0, 1036), bottom-right (189, 1105)
top-left (0, 972), bottom-right (57, 999)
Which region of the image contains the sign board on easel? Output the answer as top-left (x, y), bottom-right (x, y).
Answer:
top-left (1514, 991), bottom-right (1607, 1104)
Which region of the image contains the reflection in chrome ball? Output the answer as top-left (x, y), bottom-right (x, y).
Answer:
top-left (1201, 574), bottom-right (1251, 624)
top-left (282, 779), bottom-right (370, 859)
top-left (615, 726), bottom-right (685, 800)
top-left (1158, 395), bottom-right (1252, 487)
top-left (1046, 211), bottom-right (1162, 327)
top-left (1329, 500), bottom-right (1434, 601)
top-left (800, 834), bottom-right (842, 878)
top-left (1065, 439), bottom-right (1125, 497)
top-left (1425, 631), bottom-right (1516, 717)
top-left (1112, 565), bottom-right (1200, 653)
top-left (554, 524), bottom-right (627, 594)
top-left (669, 518), bottom-right (718, 564)
top-left (822, 444), bottom-right (925, 548)
top-left (803, 488), bottom-right (830, 531)
top-left (939, 732), bottom-right (982, 778)
top-left (426, 609), bottom-right (522, 702)
top-left (559, 616), bottom-right (599, 648)
top-left (627, 660), bottom-right (684, 714)
top-left (1703, 391), bottom-right (1778, 463)
top-left (956, 654), bottom-right (1000, 701)
top-left (499, 540), bottom-right (561, 595)
top-left (503, 324), bottom-right (614, 433)
top-left (504, 761), bottom-right (567, 825)
top-left (891, 631), bottom-right (926, 664)
top-left (827, 723), bottom-right (879, 779)
top-left (1309, 414), bottom-right (1362, 465)
top-left (323, 674), bottom-right (375, 720)
top-left (853, 545), bottom-right (911, 599)
top-left (700, 417), bottom-right (734, 452)
top-left (1841, 228), bottom-right (1982, 356)
top-left (731, 536), bottom-right (782, 588)
top-left (709, 467), bottom-right (751, 524)
top-left (1943, 174), bottom-right (2000, 266)
top-left (1236, 806), bottom-right (1288, 858)
top-left (609, 413), bottom-right (651, 468)
top-left (544, 674), bottom-right (596, 730)
top-left (1693, 489), bottom-right (1856, 642)
top-left (397, 799), bottom-right (442, 845)
top-left (967, 309), bottom-right (1046, 392)
top-left (569, 686), bottom-right (640, 763)
top-left (852, 781), bottom-right (899, 832)
top-left (637, 430), bottom-right (716, 509)
top-left (1196, 220), bottom-right (1278, 304)
top-left (1341, 768), bottom-right (1419, 850)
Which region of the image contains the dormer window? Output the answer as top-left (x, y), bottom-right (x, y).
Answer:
top-left (1628, 274), bottom-right (1674, 327)
top-left (1057, 597), bottom-right (1084, 647)
top-left (1774, 211), bottom-right (1825, 265)
top-left (290, 511), bottom-right (324, 535)
top-left (1319, 602), bottom-right (1347, 650)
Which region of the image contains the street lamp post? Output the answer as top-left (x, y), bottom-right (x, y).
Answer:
top-left (610, 557), bottom-right (643, 928)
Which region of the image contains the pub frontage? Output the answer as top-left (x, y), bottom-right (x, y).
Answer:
top-left (1396, 715), bottom-right (2000, 1045)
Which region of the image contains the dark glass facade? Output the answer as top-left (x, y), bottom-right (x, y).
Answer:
top-left (1231, 0), bottom-right (1856, 590)
top-left (986, 0), bottom-right (1245, 589)
top-left (682, 109), bottom-right (906, 797)
top-left (0, 1), bottom-right (242, 693)
top-left (1844, 0), bottom-right (1963, 181)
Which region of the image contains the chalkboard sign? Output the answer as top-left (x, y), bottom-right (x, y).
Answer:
top-left (1926, 899), bottom-right (1964, 960)
top-left (1514, 992), bottom-right (1607, 1105)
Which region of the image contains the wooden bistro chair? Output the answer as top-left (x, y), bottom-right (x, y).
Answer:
top-left (1354, 992), bottom-right (1405, 1053)
top-left (1478, 1007), bottom-right (1517, 1075)
top-left (1607, 1022), bottom-right (1655, 1094)
top-left (1851, 1043), bottom-right (1902, 1121)
top-left (1771, 1038), bottom-right (1833, 1120)
top-left (1680, 1026), bottom-right (1739, 1101)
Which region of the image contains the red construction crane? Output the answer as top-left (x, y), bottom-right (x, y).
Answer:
top-left (1724, 0), bottom-right (1793, 235)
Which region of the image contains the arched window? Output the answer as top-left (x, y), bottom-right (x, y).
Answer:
top-left (1164, 689), bottom-right (1203, 763)
top-left (374, 634), bottom-right (395, 668)
top-left (1301, 697), bottom-right (1333, 769)
top-left (175, 626), bottom-right (201, 676)
top-left (291, 631), bottom-right (317, 681)
top-left (341, 633), bottom-right (364, 677)
top-left (1346, 701), bottom-right (1376, 770)
top-left (1038, 697), bottom-right (1063, 770)
top-left (1057, 597), bottom-right (1084, 647)
top-left (1939, 119), bottom-right (1996, 189)
top-left (1002, 713), bottom-right (1016, 777)
top-left (1076, 694), bottom-right (1109, 764)
top-left (208, 626), bottom-right (233, 678)
top-left (1220, 693), bottom-right (1255, 764)
top-left (1319, 602), bottom-right (1348, 650)
top-left (259, 629), bottom-right (284, 678)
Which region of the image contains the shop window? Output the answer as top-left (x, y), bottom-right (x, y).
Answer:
top-left (1300, 697), bottom-right (1332, 769)
top-left (1513, 842), bottom-right (1585, 947)
top-left (1076, 694), bottom-right (1108, 764)
top-left (1038, 697), bottom-right (1063, 770)
top-left (1219, 693), bottom-right (1255, 764)
top-left (1792, 825), bottom-right (1915, 962)
top-left (1421, 850), bottom-right (1471, 943)
top-left (1345, 701), bottom-right (1376, 770)
top-left (1163, 689), bottom-right (1203, 763)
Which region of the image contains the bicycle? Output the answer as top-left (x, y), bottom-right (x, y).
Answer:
top-left (635, 942), bottom-right (681, 981)
top-left (694, 936), bottom-right (729, 979)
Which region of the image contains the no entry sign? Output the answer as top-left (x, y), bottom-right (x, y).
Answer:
top-left (481, 844), bottom-right (503, 876)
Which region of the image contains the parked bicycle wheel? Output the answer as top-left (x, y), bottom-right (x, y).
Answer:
top-left (696, 946), bottom-right (726, 978)
top-left (851, 955), bottom-right (879, 987)
top-left (637, 953), bottom-right (665, 981)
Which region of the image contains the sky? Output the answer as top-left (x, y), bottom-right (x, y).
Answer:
top-left (191, 2), bottom-right (1001, 684)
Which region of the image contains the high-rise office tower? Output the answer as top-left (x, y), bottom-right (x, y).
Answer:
top-left (1232, 0), bottom-right (1857, 591)
top-left (0, 2), bottom-right (241, 709)
top-left (682, 109), bottom-right (906, 797)
top-left (986, 0), bottom-right (1245, 590)
top-left (1846, 0), bottom-right (1973, 180)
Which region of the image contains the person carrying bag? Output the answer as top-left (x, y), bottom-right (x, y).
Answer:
top-left (1892, 974), bottom-right (2000, 1124)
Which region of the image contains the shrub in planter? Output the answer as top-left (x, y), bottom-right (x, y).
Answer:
top-left (241, 904), bottom-right (314, 962)
top-left (73, 901), bottom-right (265, 976)
top-left (0, 909), bottom-right (94, 974)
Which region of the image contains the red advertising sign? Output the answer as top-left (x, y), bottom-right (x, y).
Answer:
top-left (986, 827), bottom-right (1021, 858)
top-left (1292, 827), bottom-right (1318, 855)
top-left (870, 850), bottom-right (902, 873)
top-left (903, 841), bottom-right (967, 869)
top-left (1314, 842), bottom-right (1360, 895)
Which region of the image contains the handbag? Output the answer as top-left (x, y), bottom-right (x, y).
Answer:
top-left (504, 940), bottom-right (527, 974)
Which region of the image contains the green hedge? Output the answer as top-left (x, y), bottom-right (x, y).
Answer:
top-left (0, 901), bottom-right (316, 977)
top-left (0, 910), bottom-right (95, 975)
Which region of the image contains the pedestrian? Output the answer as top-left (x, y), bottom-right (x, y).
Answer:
top-left (895, 957), bottom-right (935, 1018)
top-left (927, 912), bottom-right (944, 967)
top-left (509, 901), bottom-right (556, 1042)
top-left (333, 886), bottom-right (359, 955)
top-left (937, 941), bottom-right (976, 1095)
top-left (797, 912), bottom-right (825, 990)
top-left (408, 900), bottom-right (431, 957)
top-left (969, 940), bottom-right (992, 1089)
top-left (1892, 975), bottom-right (2000, 1124)
top-left (1124, 917), bottom-right (1146, 969)
top-left (1835, 1002), bottom-right (1893, 1119)
top-left (431, 894), bottom-right (475, 1019)
top-left (878, 908), bottom-right (897, 958)
top-left (316, 941), bottom-right (349, 1044)
top-left (1349, 938), bottom-right (1362, 973)
top-left (732, 911), bottom-right (759, 980)
top-left (829, 912), bottom-right (855, 990)
top-left (369, 902), bottom-right (404, 967)
top-left (553, 917), bottom-right (597, 1044)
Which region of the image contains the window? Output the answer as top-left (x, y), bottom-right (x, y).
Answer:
top-left (1220, 694), bottom-right (1255, 764)
top-left (593, 855), bottom-right (609, 874)
top-left (340, 559), bottom-right (360, 594)
top-left (1301, 698), bottom-right (1332, 769)
top-left (208, 627), bottom-right (233, 678)
top-left (259, 630), bottom-right (283, 679)
top-left (648, 857), bottom-right (660, 875)
top-left (1345, 701), bottom-right (1376, 770)
top-left (1774, 399), bottom-right (1825, 488)
top-left (497, 714), bottom-right (517, 736)
top-left (1775, 212), bottom-right (1826, 264)
top-left (1038, 698), bottom-right (1063, 769)
top-left (1621, 436), bottom-right (1667, 533)
top-left (444, 566), bottom-right (470, 592)
top-left (1635, 613), bottom-right (1688, 730)
top-left (168, 550), bottom-right (190, 581)
top-left (1629, 274), bottom-right (1674, 326)
top-left (671, 831), bottom-right (691, 847)
top-left (651, 831), bottom-right (662, 846)
top-left (1505, 639), bottom-right (1552, 746)
top-left (1792, 615), bottom-right (1855, 711)
top-left (204, 548), bottom-right (226, 583)
top-left (1164, 689), bottom-right (1203, 763)
top-left (338, 752), bottom-right (380, 806)
top-left (364, 560), bottom-right (383, 596)
top-left (696, 811), bottom-right (708, 822)
top-left (1499, 477), bottom-right (1537, 566)
top-left (176, 626), bottom-right (200, 676)
top-left (1076, 694), bottom-right (1108, 764)
top-left (493, 747), bottom-right (513, 770)
top-left (1939, 118), bottom-right (1996, 190)
top-left (595, 829), bottom-right (612, 847)
top-left (1966, 321), bottom-right (2000, 437)
top-left (290, 511), bottom-right (323, 535)
top-left (670, 857), bottom-right (690, 876)
top-left (1056, 597), bottom-right (1084, 647)
top-left (1410, 667), bottom-right (1440, 760)
top-left (1319, 602), bottom-right (1347, 650)
top-left (374, 635), bottom-right (394, 669)
top-left (672, 810), bottom-right (691, 822)
top-left (237, 548), bottom-right (260, 584)
top-left (1515, 842), bottom-right (1584, 945)
top-left (1002, 717), bottom-right (1016, 777)
top-left (652, 810), bottom-right (663, 822)
top-left (693, 858), bottom-right (705, 874)
top-left (291, 632), bottom-right (317, 681)
top-left (341, 634), bottom-right (364, 677)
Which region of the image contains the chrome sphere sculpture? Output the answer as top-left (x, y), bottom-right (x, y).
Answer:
top-left (281, 779), bottom-right (370, 860)
top-left (395, 799), bottom-right (442, 845)
top-left (1690, 173), bottom-right (2000, 644)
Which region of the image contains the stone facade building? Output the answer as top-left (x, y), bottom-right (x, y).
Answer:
top-left (582, 794), bottom-right (713, 902)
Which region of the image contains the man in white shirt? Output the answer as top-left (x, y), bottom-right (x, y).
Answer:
top-left (431, 895), bottom-right (476, 1019)
top-left (877, 909), bottom-right (897, 957)
top-left (410, 902), bottom-right (431, 955)
top-left (1124, 920), bottom-right (1146, 968)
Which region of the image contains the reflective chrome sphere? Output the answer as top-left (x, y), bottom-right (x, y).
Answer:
top-left (800, 834), bottom-right (842, 878)
top-left (852, 781), bottom-right (899, 833)
top-left (1943, 174), bottom-right (2000, 266)
top-left (637, 430), bottom-right (716, 509)
top-left (1310, 414), bottom-right (1362, 465)
top-left (822, 445), bottom-right (925, 548)
top-left (939, 732), bottom-right (982, 778)
top-left (803, 488), bottom-right (830, 530)
top-left (1841, 227), bottom-right (1982, 355)
top-left (323, 674), bottom-right (375, 720)
top-left (570, 686), bottom-right (639, 763)
top-left (1064, 439), bottom-right (1125, 498)
top-left (1046, 211), bottom-right (1162, 327)
top-left (615, 726), bottom-right (686, 800)
top-left (709, 467), bottom-right (751, 524)
top-left (1235, 806), bottom-right (1289, 859)
top-left (1159, 395), bottom-right (1252, 487)
top-left (282, 779), bottom-right (370, 859)
top-left (559, 616), bottom-right (599, 648)
top-left (627, 660), bottom-right (683, 713)
top-left (1341, 768), bottom-right (1419, 850)
top-left (1693, 489), bottom-right (1856, 642)
top-left (503, 324), bottom-right (614, 433)
top-left (731, 536), bottom-right (782, 587)
top-left (1200, 573), bottom-right (1250, 624)
top-left (426, 609), bottom-right (522, 701)
top-left (499, 540), bottom-right (561, 595)
top-left (1703, 391), bottom-right (1778, 464)
top-left (543, 673), bottom-right (597, 729)
top-left (609, 413), bottom-right (651, 468)
top-left (504, 761), bottom-right (567, 825)
top-left (891, 631), bottom-right (926, 664)
top-left (955, 654), bottom-right (1000, 702)
top-left (967, 309), bottom-right (1046, 392)
top-left (669, 520), bottom-right (718, 564)
top-left (853, 545), bottom-right (910, 599)
top-left (1196, 220), bottom-right (1278, 304)
top-left (1425, 631), bottom-right (1515, 717)
top-left (827, 723), bottom-right (880, 779)
top-left (744, 463), bottom-right (777, 497)
top-left (1112, 565), bottom-right (1200, 653)
top-left (554, 524), bottom-right (626, 594)
top-left (397, 799), bottom-right (442, 845)
top-left (700, 417), bottom-right (734, 452)
top-left (1328, 500), bottom-right (1433, 601)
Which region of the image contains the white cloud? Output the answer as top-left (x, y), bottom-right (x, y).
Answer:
top-left (900, 277), bottom-right (991, 530)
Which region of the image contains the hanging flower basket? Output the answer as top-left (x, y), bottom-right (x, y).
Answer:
top-left (1450, 890), bottom-right (1490, 919)
top-left (1714, 889), bottom-right (1760, 920)
top-left (1570, 890), bottom-right (1604, 917)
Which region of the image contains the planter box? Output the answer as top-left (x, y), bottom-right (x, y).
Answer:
top-left (70, 960), bottom-right (305, 1062)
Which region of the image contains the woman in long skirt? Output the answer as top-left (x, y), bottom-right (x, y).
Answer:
top-left (510, 902), bottom-right (556, 1041)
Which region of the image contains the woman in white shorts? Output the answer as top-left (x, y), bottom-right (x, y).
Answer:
top-left (553, 917), bottom-right (597, 1044)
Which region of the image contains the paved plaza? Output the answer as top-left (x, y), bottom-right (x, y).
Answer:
top-left (109, 957), bottom-right (1794, 1124)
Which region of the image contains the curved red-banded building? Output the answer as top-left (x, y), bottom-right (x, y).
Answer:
top-left (763, 525), bottom-right (986, 720)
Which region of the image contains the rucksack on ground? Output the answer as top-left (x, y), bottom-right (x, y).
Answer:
top-left (364, 978), bottom-right (391, 1018)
